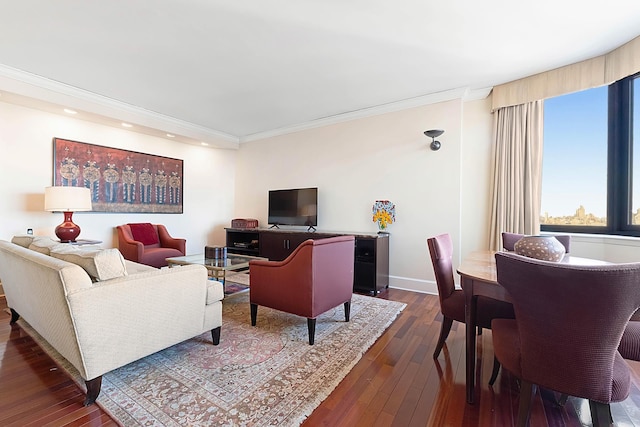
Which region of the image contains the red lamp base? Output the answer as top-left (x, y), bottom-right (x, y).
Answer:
top-left (55, 211), bottom-right (81, 243)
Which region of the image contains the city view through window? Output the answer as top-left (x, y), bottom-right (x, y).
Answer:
top-left (541, 87), bottom-right (609, 227)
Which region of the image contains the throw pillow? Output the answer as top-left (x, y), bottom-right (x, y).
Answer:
top-left (128, 223), bottom-right (159, 245)
top-left (50, 246), bottom-right (128, 281)
top-left (11, 235), bottom-right (35, 248)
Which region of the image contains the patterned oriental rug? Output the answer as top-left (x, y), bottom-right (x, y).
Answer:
top-left (15, 291), bottom-right (406, 426)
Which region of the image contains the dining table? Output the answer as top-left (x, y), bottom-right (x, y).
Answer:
top-left (457, 250), bottom-right (611, 404)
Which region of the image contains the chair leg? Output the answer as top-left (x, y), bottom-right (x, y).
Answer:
top-left (344, 301), bottom-right (351, 322)
top-left (250, 303), bottom-right (258, 326)
top-left (307, 318), bottom-right (316, 345)
top-left (488, 356), bottom-right (501, 386)
top-left (433, 316), bottom-right (454, 359)
top-left (516, 380), bottom-right (535, 427)
top-left (589, 400), bottom-right (612, 427)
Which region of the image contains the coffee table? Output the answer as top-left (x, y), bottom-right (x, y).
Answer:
top-left (165, 253), bottom-right (266, 286)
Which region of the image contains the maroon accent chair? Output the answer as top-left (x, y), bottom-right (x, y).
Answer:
top-left (491, 252), bottom-right (640, 427)
top-left (116, 223), bottom-right (186, 268)
top-left (427, 233), bottom-right (514, 359)
top-left (248, 235), bottom-right (355, 345)
top-left (501, 232), bottom-right (571, 253)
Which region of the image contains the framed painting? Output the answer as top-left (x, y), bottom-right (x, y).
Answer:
top-left (53, 137), bottom-right (184, 213)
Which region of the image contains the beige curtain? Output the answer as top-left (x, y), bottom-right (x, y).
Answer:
top-left (489, 100), bottom-right (544, 250)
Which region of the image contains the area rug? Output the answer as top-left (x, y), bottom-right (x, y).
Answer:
top-left (15, 292), bottom-right (405, 426)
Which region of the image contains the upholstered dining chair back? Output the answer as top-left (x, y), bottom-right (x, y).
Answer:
top-left (501, 232), bottom-right (571, 253)
top-left (494, 252), bottom-right (640, 406)
top-left (427, 233), bottom-right (514, 358)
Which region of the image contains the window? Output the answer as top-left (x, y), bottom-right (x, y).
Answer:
top-left (541, 73), bottom-right (639, 236)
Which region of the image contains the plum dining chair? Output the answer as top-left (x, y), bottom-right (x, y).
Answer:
top-left (427, 233), bottom-right (515, 359)
top-left (117, 223), bottom-right (186, 268)
top-left (501, 232), bottom-right (571, 253)
top-left (491, 252), bottom-right (640, 427)
top-left (248, 235), bottom-right (355, 345)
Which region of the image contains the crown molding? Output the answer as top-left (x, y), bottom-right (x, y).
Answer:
top-left (0, 64), bottom-right (240, 149)
top-left (240, 86), bottom-right (493, 143)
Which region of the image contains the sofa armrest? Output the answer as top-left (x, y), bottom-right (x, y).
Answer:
top-left (66, 264), bottom-right (212, 380)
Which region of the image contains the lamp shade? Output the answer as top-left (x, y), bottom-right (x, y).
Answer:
top-left (44, 186), bottom-right (92, 212)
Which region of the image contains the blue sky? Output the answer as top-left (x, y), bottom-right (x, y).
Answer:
top-left (542, 86), bottom-right (608, 218)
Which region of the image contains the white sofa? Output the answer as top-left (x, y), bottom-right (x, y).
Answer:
top-left (0, 236), bottom-right (223, 405)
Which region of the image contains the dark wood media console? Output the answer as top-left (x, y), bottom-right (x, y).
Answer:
top-left (225, 228), bottom-right (389, 295)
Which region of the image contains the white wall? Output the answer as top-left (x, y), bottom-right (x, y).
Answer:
top-left (0, 101), bottom-right (237, 251)
top-left (236, 99), bottom-right (466, 294)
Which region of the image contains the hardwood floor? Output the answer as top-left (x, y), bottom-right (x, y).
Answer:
top-left (1, 289), bottom-right (640, 426)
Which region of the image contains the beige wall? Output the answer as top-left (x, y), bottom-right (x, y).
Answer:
top-left (0, 101), bottom-right (237, 251)
top-left (236, 99), bottom-right (475, 293)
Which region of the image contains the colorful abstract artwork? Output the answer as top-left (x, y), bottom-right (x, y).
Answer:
top-left (53, 138), bottom-right (183, 213)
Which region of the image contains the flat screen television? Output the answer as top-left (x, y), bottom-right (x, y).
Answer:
top-left (268, 187), bottom-right (318, 228)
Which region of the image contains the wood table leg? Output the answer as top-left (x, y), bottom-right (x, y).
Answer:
top-left (463, 277), bottom-right (477, 404)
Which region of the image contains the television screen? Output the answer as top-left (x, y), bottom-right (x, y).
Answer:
top-left (268, 187), bottom-right (318, 227)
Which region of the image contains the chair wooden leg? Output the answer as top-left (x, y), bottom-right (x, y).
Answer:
top-left (84, 376), bottom-right (102, 406)
top-left (488, 356), bottom-right (501, 386)
top-left (307, 318), bottom-right (316, 345)
top-left (250, 303), bottom-right (257, 326)
top-left (516, 380), bottom-right (535, 427)
top-left (211, 326), bottom-right (221, 345)
top-left (344, 301), bottom-right (351, 322)
top-left (433, 316), bottom-right (454, 359)
top-left (589, 400), bottom-right (612, 427)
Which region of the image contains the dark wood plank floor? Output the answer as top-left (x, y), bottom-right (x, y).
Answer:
top-left (2, 289), bottom-right (640, 426)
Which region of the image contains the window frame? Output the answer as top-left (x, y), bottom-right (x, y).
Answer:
top-left (541, 73), bottom-right (639, 236)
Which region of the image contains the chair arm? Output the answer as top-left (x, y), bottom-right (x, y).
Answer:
top-left (157, 224), bottom-right (186, 254)
top-left (116, 226), bottom-right (145, 262)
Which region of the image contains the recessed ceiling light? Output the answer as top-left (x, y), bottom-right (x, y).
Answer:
top-left (201, 142), bottom-right (209, 146)
top-left (166, 133), bottom-right (175, 138)
top-left (63, 108), bottom-right (77, 114)
top-left (121, 123), bottom-right (133, 128)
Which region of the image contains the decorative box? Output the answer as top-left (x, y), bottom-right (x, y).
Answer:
top-left (205, 246), bottom-right (227, 259)
top-left (231, 218), bottom-right (259, 229)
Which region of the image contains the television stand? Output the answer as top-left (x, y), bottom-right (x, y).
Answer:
top-left (306, 225), bottom-right (316, 232)
top-left (269, 224), bottom-right (280, 229)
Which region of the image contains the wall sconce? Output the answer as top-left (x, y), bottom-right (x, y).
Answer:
top-left (424, 129), bottom-right (444, 151)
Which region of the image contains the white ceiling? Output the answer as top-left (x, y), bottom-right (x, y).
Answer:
top-left (1, 1), bottom-right (640, 148)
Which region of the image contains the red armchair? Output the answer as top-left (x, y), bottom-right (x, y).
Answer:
top-left (249, 235), bottom-right (355, 345)
top-left (116, 223), bottom-right (186, 268)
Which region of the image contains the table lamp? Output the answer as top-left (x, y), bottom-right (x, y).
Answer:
top-left (44, 186), bottom-right (92, 242)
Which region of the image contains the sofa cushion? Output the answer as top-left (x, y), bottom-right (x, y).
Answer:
top-left (50, 246), bottom-right (128, 282)
top-left (28, 237), bottom-right (66, 255)
top-left (128, 223), bottom-right (159, 245)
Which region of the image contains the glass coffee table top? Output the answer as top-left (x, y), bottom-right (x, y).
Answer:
top-left (166, 253), bottom-right (266, 270)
